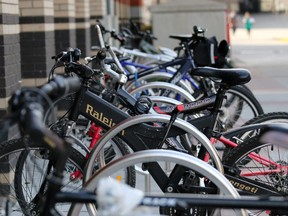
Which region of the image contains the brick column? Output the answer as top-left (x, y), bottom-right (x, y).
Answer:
top-left (0, 1), bottom-right (21, 114)
top-left (75, 0), bottom-right (91, 57)
top-left (54, 0), bottom-right (76, 53)
top-left (0, 0), bottom-right (21, 197)
top-left (90, 0), bottom-right (106, 47)
top-left (116, 0), bottom-right (145, 27)
top-left (0, 1), bottom-right (21, 136)
top-left (19, 0), bottom-right (55, 86)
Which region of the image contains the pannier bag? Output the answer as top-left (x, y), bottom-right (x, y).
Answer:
top-left (192, 36), bottom-right (229, 68)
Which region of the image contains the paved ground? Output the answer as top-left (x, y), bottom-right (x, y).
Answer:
top-left (229, 13), bottom-right (288, 113)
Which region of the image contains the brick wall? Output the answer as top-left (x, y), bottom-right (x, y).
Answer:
top-left (0, 0), bottom-right (21, 198)
top-left (90, 0), bottom-right (106, 47)
top-left (75, 0), bottom-right (91, 57)
top-left (19, 0), bottom-right (55, 86)
top-left (54, 0), bottom-right (76, 54)
top-left (0, 0), bottom-right (110, 123)
top-left (0, 1), bottom-right (21, 141)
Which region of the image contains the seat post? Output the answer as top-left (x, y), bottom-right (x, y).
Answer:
top-left (208, 82), bottom-right (225, 110)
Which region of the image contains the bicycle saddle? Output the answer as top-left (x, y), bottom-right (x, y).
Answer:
top-left (169, 34), bottom-right (192, 43)
top-left (191, 67), bottom-right (251, 86)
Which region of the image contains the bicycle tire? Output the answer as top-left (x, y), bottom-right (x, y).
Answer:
top-left (129, 81), bottom-right (195, 102)
top-left (0, 137), bottom-right (86, 216)
top-left (125, 72), bottom-right (193, 94)
top-left (238, 84), bottom-right (253, 95)
top-left (220, 85), bottom-right (264, 130)
top-left (222, 112), bottom-right (288, 160)
top-left (222, 135), bottom-right (288, 215)
top-left (243, 112), bottom-right (288, 126)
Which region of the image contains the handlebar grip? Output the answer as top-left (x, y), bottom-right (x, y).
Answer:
top-left (41, 76), bottom-right (81, 99)
top-left (52, 48), bottom-right (82, 62)
top-left (64, 76), bottom-right (82, 94)
top-left (90, 48), bottom-right (106, 70)
top-left (23, 105), bottom-right (45, 135)
top-left (22, 105), bottom-right (67, 155)
top-left (67, 62), bottom-right (95, 78)
top-left (111, 31), bottom-right (126, 44)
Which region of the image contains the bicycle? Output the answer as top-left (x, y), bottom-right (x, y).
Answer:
top-left (94, 24), bottom-right (264, 130)
top-left (5, 47), bottom-right (288, 216)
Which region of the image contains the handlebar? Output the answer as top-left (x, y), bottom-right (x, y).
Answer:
top-left (41, 76), bottom-right (81, 99)
top-left (4, 75), bottom-right (81, 215)
top-left (52, 48), bottom-right (81, 62)
top-left (8, 76), bottom-right (81, 131)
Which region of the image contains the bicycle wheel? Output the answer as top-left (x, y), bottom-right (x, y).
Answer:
top-left (129, 81), bottom-right (195, 102)
top-left (223, 135), bottom-right (288, 215)
top-left (223, 112), bottom-right (288, 160)
top-left (69, 150), bottom-right (245, 216)
top-left (0, 137), bottom-right (86, 216)
top-left (220, 85), bottom-right (264, 130)
top-left (125, 71), bottom-right (193, 94)
top-left (243, 112), bottom-right (288, 127)
top-left (52, 118), bottom-right (136, 187)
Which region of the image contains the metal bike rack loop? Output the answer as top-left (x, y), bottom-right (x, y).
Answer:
top-left (84, 114), bottom-right (223, 182)
top-left (69, 150), bottom-right (246, 216)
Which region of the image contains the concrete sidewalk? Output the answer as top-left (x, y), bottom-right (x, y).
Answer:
top-left (230, 28), bottom-right (288, 45)
top-left (228, 13), bottom-right (288, 113)
top-left (229, 13), bottom-right (288, 46)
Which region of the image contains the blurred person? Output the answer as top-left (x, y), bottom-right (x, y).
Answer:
top-left (229, 11), bottom-right (238, 34)
top-left (242, 12), bottom-right (255, 36)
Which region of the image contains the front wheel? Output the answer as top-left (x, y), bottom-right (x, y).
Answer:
top-left (0, 137), bottom-right (86, 216)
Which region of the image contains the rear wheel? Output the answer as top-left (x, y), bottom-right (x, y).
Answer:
top-left (220, 85), bottom-right (264, 130)
top-left (223, 135), bottom-right (288, 215)
top-left (223, 112), bottom-right (288, 159)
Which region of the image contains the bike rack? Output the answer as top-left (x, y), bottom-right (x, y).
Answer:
top-left (70, 150), bottom-right (245, 216)
top-left (83, 114), bottom-right (223, 182)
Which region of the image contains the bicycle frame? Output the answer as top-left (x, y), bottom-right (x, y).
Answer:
top-left (122, 57), bottom-right (200, 91)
